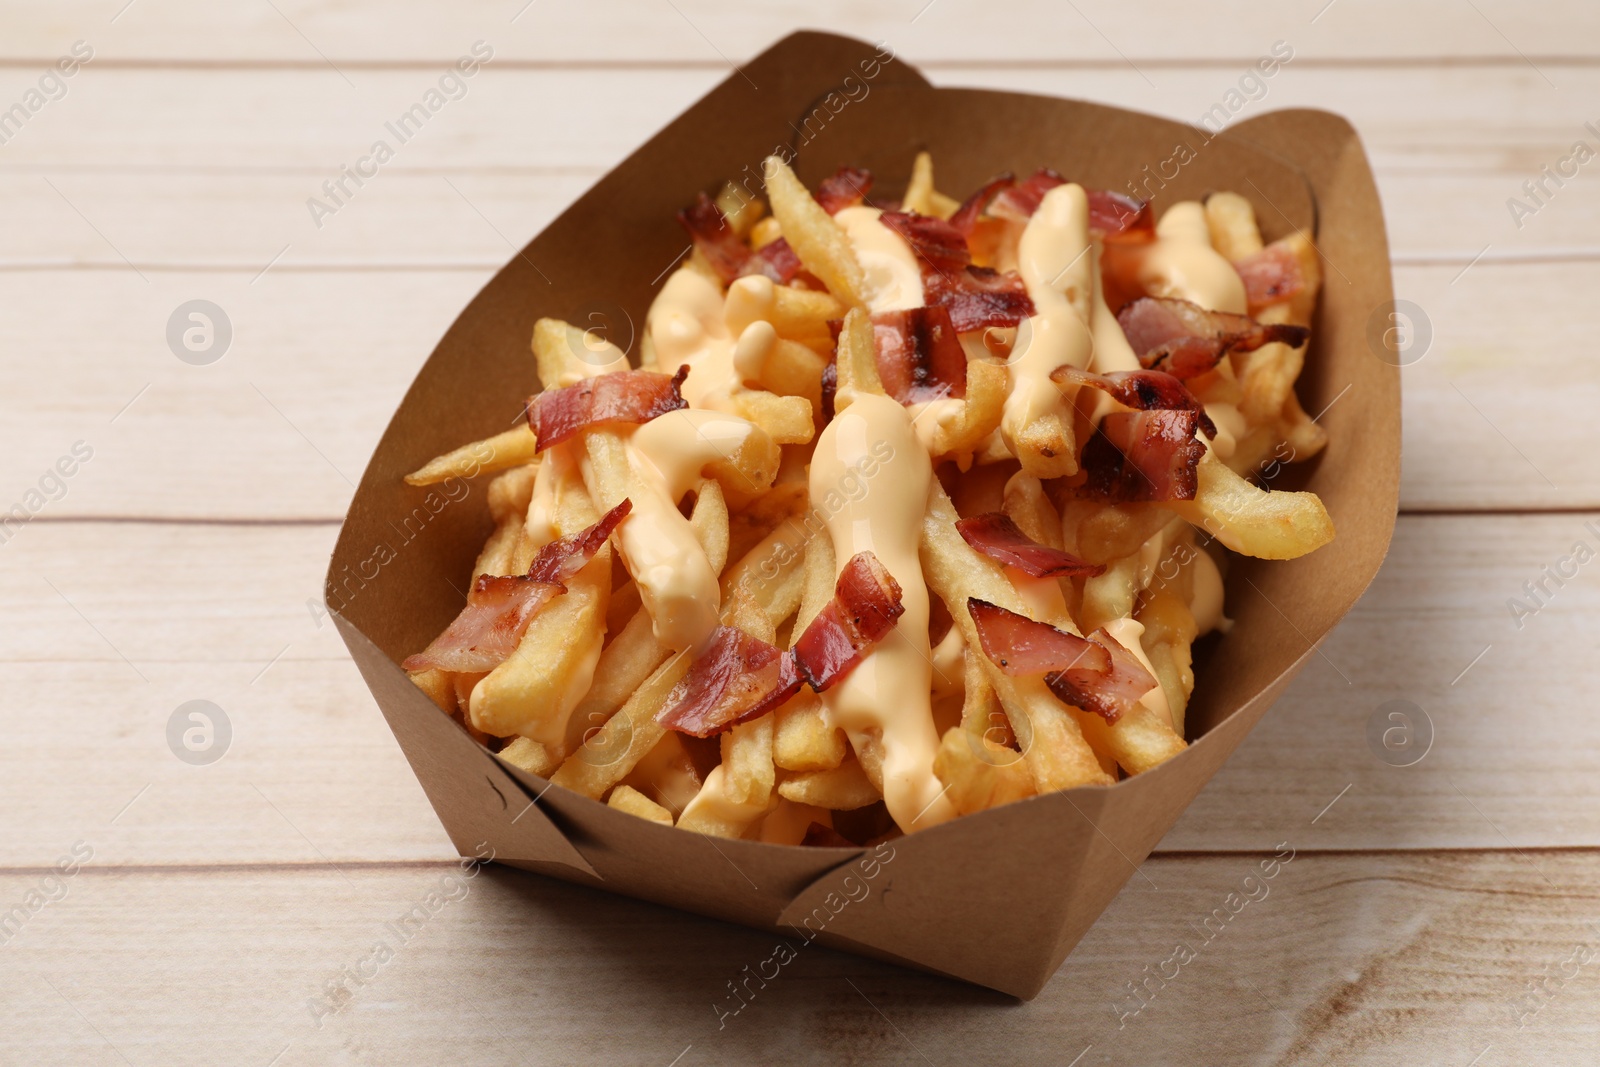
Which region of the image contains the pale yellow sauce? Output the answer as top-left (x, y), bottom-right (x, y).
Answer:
top-left (834, 205), bottom-right (924, 312)
top-left (1135, 201), bottom-right (1248, 315)
top-left (1007, 184), bottom-right (1096, 444)
top-left (1190, 548), bottom-right (1229, 635)
top-left (1102, 617), bottom-right (1176, 731)
top-left (811, 392), bottom-right (955, 832)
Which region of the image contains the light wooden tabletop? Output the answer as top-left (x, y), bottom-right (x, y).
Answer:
top-left (3, 3), bottom-right (1596, 1064)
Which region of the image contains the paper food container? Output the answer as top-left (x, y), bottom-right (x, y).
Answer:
top-left (327, 31), bottom-right (1400, 999)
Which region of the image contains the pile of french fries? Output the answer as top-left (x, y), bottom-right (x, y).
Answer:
top-left (402, 153), bottom-right (1333, 846)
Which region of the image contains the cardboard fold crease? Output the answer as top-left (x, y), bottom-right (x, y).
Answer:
top-left (327, 31), bottom-right (1399, 999)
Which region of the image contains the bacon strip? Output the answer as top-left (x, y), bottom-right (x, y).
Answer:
top-left (989, 168), bottom-right (1065, 221)
top-left (677, 192), bottom-right (749, 284)
top-left (1086, 189), bottom-right (1155, 243)
top-left (876, 210), bottom-right (1035, 333)
top-left (526, 367), bottom-right (688, 452)
top-left (967, 598), bottom-right (1111, 677)
top-left (967, 599), bottom-right (1156, 724)
top-left (949, 173), bottom-right (1016, 236)
top-left (872, 306), bottom-right (967, 403)
top-left (791, 551), bottom-right (905, 691)
top-left (1052, 366), bottom-right (1218, 439)
top-left (655, 625), bottom-right (802, 738)
top-left (956, 513), bottom-right (1105, 578)
top-left (1078, 410), bottom-right (1206, 503)
top-left (1117, 296), bottom-right (1310, 379)
top-left (1045, 630), bottom-right (1159, 724)
top-left (815, 166), bottom-right (874, 215)
top-left (1234, 241), bottom-right (1305, 311)
top-left (402, 500), bottom-right (633, 673)
top-left (742, 236), bottom-right (803, 284)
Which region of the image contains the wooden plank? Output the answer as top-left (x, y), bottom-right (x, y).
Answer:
top-left (0, 258), bottom-right (1587, 518)
top-left (1, 851), bottom-right (1595, 1064)
top-left (1, 514), bottom-right (1595, 867)
top-left (3, 167), bottom-right (1593, 269)
top-left (2, 0), bottom-right (1597, 63)
top-left (0, 65), bottom-right (1595, 179)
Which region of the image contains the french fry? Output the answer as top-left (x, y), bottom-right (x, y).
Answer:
top-left (408, 667), bottom-right (457, 715)
top-left (795, 529), bottom-right (836, 633)
top-left (1002, 470), bottom-right (1063, 549)
top-left (551, 647), bottom-right (692, 799)
top-left (724, 482), bottom-right (808, 575)
top-left (919, 481), bottom-right (1112, 791)
top-left (756, 337), bottom-right (827, 413)
top-left (1203, 191), bottom-right (1264, 261)
top-left (1136, 583), bottom-right (1198, 736)
top-left (533, 316), bottom-right (628, 390)
top-left (1080, 516), bottom-right (1183, 633)
top-left (470, 467), bottom-right (611, 746)
top-left (832, 306), bottom-right (885, 406)
top-left (1167, 450), bottom-right (1334, 560)
top-left (763, 156), bottom-right (867, 306)
top-left (472, 515), bottom-right (522, 580)
top-left (749, 215), bottom-right (782, 249)
top-left (716, 181), bottom-right (763, 237)
top-left (1072, 503), bottom-right (1175, 566)
top-left (499, 736), bottom-right (559, 779)
top-left (770, 286), bottom-right (847, 353)
top-left (920, 359), bottom-right (1008, 460)
top-left (720, 715), bottom-right (777, 807)
top-left (607, 783), bottom-right (675, 825)
top-left (406, 425), bottom-right (539, 486)
top-left (488, 463), bottom-right (540, 524)
top-left (933, 725), bottom-right (1036, 816)
top-left (777, 758), bottom-right (881, 811)
top-left (773, 690), bottom-right (847, 772)
top-left (901, 150), bottom-right (960, 220)
top-left (619, 732), bottom-right (704, 816)
top-left (692, 478), bottom-right (731, 576)
top-left (731, 389), bottom-right (814, 446)
top-left (1068, 619), bottom-right (1188, 774)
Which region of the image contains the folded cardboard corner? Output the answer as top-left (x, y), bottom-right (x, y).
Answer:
top-left (327, 31), bottom-right (1399, 999)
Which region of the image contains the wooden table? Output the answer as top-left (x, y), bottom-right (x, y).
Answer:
top-left (3, 3), bottom-right (1596, 1063)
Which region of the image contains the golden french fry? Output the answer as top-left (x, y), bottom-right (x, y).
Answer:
top-left (720, 715), bottom-right (777, 807)
top-left (833, 306), bottom-right (885, 406)
top-left (1002, 470), bottom-right (1062, 549)
top-left (1203, 191), bottom-right (1264, 261)
top-left (933, 725), bottom-right (1036, 816)
top-left (499, 736), bottom-right (559, 778)
top-left (533, 317), bottom-right (628, 391)
top-left (408, 668), bottom-right (457, 715)
top-left (1011, 412), bottom-right (1078, 480)
top-left (692, 478), bottom-right (731, 576)
top-left (763, 156), bottom-right (867, 306)
top-left (716, 181), bottom-right (763, 237)
top-left (901, 150), bottom-right (959, 219)
top-left (749, 215), bottom-right (782, 250)
top-left (770, 286), bottom-right (846, 352)
top-left (731, 389), bottom-right (814, 446)
top-left (607, 783), bottom-right (675, 825)
top-left (920, 359), bottom-right (1007, 460)
top-left (551, 647), bottom-right (691, 799)
top-left (487, 463), bottom-right (540, 524)
top-left (406, 425), bottom-right (539, 486)
top-left (1167, 450), bottom-right (1334, 560)
top-left (795, 528), bottom-right (836, 633)
top-left (470, 468), bottom-right (611, 747)
top-left (777, 758), bottom-right (881, 811)
top-left (773, 690), bottom-right (847, 772)
top-left (757, 337), bottom-right (827, 413)
top-left (1136, 583), bottom-right (1198, 736)
top-left (618, 732), bottom-right (703, 816)
top-left (1068, 620), bottom-right (1188, 774)
top-left (919, 482), bottom-right (1112, 791)
top-left (724, 482), bottom-right (808, 575)
top-left (1079, 516), bottom-right (1183, 633)
top-left (1072, 503), bottom-right (1173, 566)
top-left (472, 515), bottom-right (522, 580)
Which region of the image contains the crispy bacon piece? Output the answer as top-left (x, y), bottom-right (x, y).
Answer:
top-left (791, 551), bottom-right (905, 691)
top-left (949, 173), bottom-right (1016, 235)
top-left (876, 209), bottom-right (1035, 333)
top-left (989, 168), bottom-right (1065, 221)
top-left (872, 306), bottom-right (967, 403)
top-left (967, 599), bottom-right (1156, 724)
top-left (1086, 189), bottom-right (1154, 243)
top-left (1052, 366), bottom-right (1217, 439)
top-left (677, 192), bottom-right (749, 284)
top-left (815, 166), bottom-right (874, 215)
top-left (1234, 241), bottom-right (1305, 311)
top-left (967, 598), bottom-right (1111, 677)
top-left (956, 513), bottom-right (1105, 578)
top-left (1117, 297), bottom-right (1310, 379)
top-left (1079, 410), bottom-right (1206, 503)
top-left (526, 367), bottom-right (688, 451)
top-left (655, 625), bottom-right (802, 738)
top-left (878, 211), bottom-right (970, 273)
top-left (819, 358), bottom-right (838, 424)
top-left (402, 500), bottom-right (633, 673)
top-left (1045, 630), bottom-right (1159, 724)
top-left (741, 236), bottom-right (803, 284)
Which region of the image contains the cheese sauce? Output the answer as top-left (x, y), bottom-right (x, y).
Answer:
top-left (810, 392), bottom-right (955, 831)
top-left (834, 205), bottom-right (924, 312)
top-left (1135, 201), bottom-right (1247, 315)
top-left (1007, 184), bottom-right (1095, 442)
top-left (647, 269), bottom-right (782, 411)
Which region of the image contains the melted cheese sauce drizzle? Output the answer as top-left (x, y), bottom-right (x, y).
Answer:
top-left (647, 269), bottom-right (782, 410)
top-left (834, 205), bottom-right (924, 312)
top-left (1136, 201), bottom-right (1248, 315)
top-left (811, 392), bottom-right (955, 832)
top-left (1006, 184), bottom-right (1095, 443)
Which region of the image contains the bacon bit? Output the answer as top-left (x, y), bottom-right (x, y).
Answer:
top-left (989, 168), bottom-right (1066, 221)
top-left (677, 192), bottom-right (749, 284)
top-left (1052, 366), bottom-right (1218, 439)
top-left (872, 306), bottom-right (968, 403)
top-left (655, 625), bottom-right (803, 738)
top-left (956, 513), bottom-right (1105, 578)
top-left (1086, 189), bottom-right (1154, 243)
top-left (402, 500), bottom-right (633, 673)
top-left (526, 367), bottom-right (688, 451)
top-left (801, 822), bottom-right (858, 848)
top-left (815, 166), bottom-right (874, 215)
top-left (949, 173), bottom-right (1016, 235)
top-left (926, 266), bottom-right (1035, 333)
top-left (966, 596), bottom-right (1111, 675)
top-left (819, 358), bottom-right (838, 424)
top-left (740, 236), bottom-right (803, 284)
top-left (1234, 241), bottom-right (1305, 311)
top-left (1117, 296), bottom-right (1310, 379)
top-left (1045, 630), bottom-right (1159, 724)
top-left (878, 211), bottom-right (971, 273)
top-left (1078, 410), bottom-right (1207, 503)
top-left (792, 551), bottom-right (905, 691)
